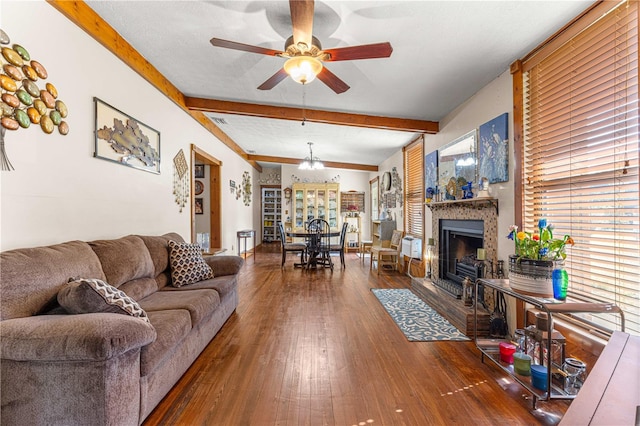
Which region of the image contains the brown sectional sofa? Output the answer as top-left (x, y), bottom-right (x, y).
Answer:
top-left (0, 233), bottom-right (243, 425)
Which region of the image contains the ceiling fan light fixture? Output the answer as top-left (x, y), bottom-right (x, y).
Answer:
top-left (284, 56), bottom-right (323, 85)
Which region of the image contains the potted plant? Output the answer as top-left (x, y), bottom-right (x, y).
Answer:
top-left (506, 219), bottom-right (574, 297)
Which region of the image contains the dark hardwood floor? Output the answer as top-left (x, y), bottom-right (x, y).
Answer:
top-left (143, 244), bottom-right (569, 425)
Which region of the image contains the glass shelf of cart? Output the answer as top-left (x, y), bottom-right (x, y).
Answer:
top-left (475, 278), bottom-right (624, 408)
top-left (476, 343), bottom-right (573, 401)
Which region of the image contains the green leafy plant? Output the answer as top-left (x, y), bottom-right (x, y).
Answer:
top-left (507, 219), bottom-right (574, 261)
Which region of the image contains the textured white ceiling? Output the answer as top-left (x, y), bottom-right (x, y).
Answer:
top-left (86, 0), bottom-right (594, 167)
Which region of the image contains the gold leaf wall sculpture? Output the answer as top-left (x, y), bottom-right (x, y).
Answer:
top-left (0, 29), bottom-right (69, 171)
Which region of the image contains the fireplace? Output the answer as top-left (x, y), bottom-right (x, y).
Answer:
top-left (410, 199), bottom-right (498, 336)
top-left (436, 219), bottom-right (484, 297)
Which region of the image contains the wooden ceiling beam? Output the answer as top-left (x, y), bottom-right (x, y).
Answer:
top-left (248, 155), bottom-right (378, 172)
top-left (185, 97), bottom-right (439, 134)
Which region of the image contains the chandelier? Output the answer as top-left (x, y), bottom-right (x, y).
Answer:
top-left (299, 142), bottom-right (324, 170)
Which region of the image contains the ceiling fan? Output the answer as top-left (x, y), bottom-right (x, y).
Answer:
top-left (210, 0), bottom-right (393, 94)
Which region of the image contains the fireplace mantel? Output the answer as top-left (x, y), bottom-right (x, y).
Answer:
top-left (426, 197), bottom-right (499, 214)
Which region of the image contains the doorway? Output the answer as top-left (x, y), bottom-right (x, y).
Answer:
top-left (191, 144), bottom-right (221, 250)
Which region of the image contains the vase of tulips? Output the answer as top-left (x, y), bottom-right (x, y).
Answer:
top-left (506, 219), bottom-right (574, 297)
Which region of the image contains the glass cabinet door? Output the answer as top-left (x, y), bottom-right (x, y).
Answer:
top-left (317, 189), bottom-right (326, 221)
top-left (295, 189), bottom-right (304, 228)
top-left (328, 189), bottom-right (338, 228)
top-left (306, 189), bottom-right (316, 223)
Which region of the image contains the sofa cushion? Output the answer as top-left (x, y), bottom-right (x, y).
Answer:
top-left (140, 309), bottom-right (191, 376)
top-left (204, 255), bottom-right (244, 277)
top-left (160, 275), bottom-right (236, 300)
top-left (137, 233), bottom-right (184, 279)
top-left (58, 278), bottom-right (150, 323)
top-left (118, 277), bottom-right (159, 302)
top-left (1, 313), bottom-right (156, 361)
top-left (0, 241), bottom-right (107, 321)
top-left (167, 240), bottom-right (213, 287)
top-left (138, 289), bottom-right (220, 326)
top-left (89, 236), bottom-right (155, 288)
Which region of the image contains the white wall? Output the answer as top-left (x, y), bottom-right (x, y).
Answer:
top-left (0, 1), bottom-right (257, 251)
top-left (424, 69), bottom-right (515, 263)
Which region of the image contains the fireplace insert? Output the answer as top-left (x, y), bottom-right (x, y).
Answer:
top-left (437, 219), bottom-right (485, 300)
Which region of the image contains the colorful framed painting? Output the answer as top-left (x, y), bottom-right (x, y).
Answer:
top-left (424, 149), bottom-right (438, 194)
top-left (479, 113), bottom-right (509, 183)
top-left (94, 97), bottom-right (160, 174)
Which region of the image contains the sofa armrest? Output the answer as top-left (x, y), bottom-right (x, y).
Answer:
top-left (205, 255), bottom-right (244, 276)
top-left (0, 313), bottom-right (156, 362)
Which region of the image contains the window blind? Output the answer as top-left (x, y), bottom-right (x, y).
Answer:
top-left (522, 0), bottom-right (639, 334)
top-left (404, 137), bottom-right (424, 239)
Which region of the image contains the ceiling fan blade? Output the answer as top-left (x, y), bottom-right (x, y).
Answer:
top-left (257, 68), bottom-right (289, 90)
top-left (210, 38), bottom-right (283, 56)
top-left (323, 42), bottom-right (393, 61)
top-left (317, 67), bottom-right (350, 94)
top-left (290, 0), bottom-right (314, 49)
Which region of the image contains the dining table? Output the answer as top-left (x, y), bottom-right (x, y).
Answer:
top-left (286, 229), bottom-right (341, 269)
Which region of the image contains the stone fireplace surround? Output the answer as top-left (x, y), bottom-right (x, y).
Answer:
top-left (429, 199), bottom-right (498, 281)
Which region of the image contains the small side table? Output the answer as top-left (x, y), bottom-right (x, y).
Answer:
top-left (359, 240), bottom-right (373, 264)
top-left (237, 229), bottom-right (256, 262)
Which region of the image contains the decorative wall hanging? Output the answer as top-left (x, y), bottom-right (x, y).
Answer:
top-left (390, 166), bottom-right (403, 207)
top-left (194, 197), bottom-right (203, 214)
top-left (381, 171), bottom-right (392, 191)
top-left (340, 191), bottom-right (365, 213)
top-left (258, 172), bottom-right (280, 184)
top-left (384, 192), bottom-right (397, 209)
top-left (194, 164), bottom-right (204, 178)
top-left (229, 179), bottom-right (236, 194)
top-left (194, 180), bottom-right (204, 195)
top-left (94, 97), bottom-right (160, 174)
top-left (424, 150), bottom-right (438, 200)
top-left (242, 171), bottom-right (252, 206)
top-left (172, 149), bottom-right (189, 212)
top-left (479, 113), bottom-right (509, 183)
top-left (290, 173), bottom-right (341, 184)
top-left (1, 29), bottom-right (70, 171)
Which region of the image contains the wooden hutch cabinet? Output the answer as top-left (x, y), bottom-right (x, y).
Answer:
top-left (292, 183), bottom-right (340, 231)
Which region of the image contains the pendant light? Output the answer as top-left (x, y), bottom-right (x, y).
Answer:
top-left (299, 142), bottom-right (324, 170)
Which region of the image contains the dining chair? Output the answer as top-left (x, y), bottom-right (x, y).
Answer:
top-left (330, 222), bottom-right (349, 269)
top-left (306, 218), bottom-right (333, 270)
top-left (278, 222), bottom-right (307, 268)
top-left (370, 229), bottom-right (404, 275)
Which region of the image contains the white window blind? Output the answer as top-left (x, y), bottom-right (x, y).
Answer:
top-left (404, 137), bottom-right (424, 238)
top-left (523, 1), bottom-right (639, 334)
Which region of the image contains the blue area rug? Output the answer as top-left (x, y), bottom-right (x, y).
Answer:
top-left (371, 288), bottom-right (470, 342)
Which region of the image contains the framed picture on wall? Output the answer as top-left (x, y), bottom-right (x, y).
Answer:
top-left (479, 113), bottom-right (509, 183)
top-left (194, 198), bottom-right (203, 215)
top-left (93, 97), bottom-right (161, 174)
top-left (194, 165), bottom-right (205, 178)
top-left (194, 180), bottom-right (204, 195)
top-left (424, 149), bottom-right (438, 193)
